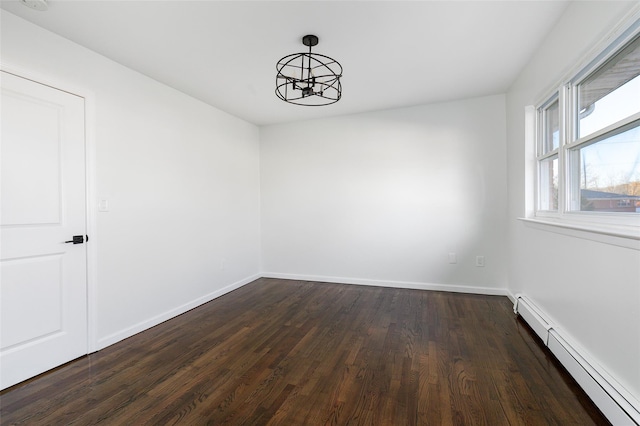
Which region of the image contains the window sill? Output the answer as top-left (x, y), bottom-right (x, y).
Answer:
top-left (518, 217), bottom-right (640, 250)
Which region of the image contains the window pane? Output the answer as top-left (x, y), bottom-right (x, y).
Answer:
top-left (575, 123), bottom-right (640, 213)
top-left (542, 100), bottom-right (560, 154)
top-left (539, 156), bottom-right (558, 211)
top-left (578, 34), bottom-right (640, 139)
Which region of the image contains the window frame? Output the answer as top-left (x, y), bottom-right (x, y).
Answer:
top-left (535, 93), bottom-right (562, 216)
top-left (531, 17), bottom-right (640, 237)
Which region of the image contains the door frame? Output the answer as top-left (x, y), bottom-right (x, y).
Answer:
top-left (1, 62), bottom-right (99, 353)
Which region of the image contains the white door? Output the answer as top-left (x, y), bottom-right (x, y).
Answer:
top-left (0, 71), bottom-right (87, 390)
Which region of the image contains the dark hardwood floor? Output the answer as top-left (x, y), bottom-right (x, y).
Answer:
top-left (1, 278), bottom-right (608, 425)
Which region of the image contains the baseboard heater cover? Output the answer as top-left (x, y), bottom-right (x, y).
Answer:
top-left (513, 294), bottom-right (639, 425)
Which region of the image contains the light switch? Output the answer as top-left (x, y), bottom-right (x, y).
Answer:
top-left (98, 198), bottom-right (109, 212)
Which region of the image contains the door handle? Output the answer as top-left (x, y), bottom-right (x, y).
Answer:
top-left (65, 235), bottom-right (88, 244)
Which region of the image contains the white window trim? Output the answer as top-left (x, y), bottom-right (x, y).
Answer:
top-left (523, 12), bottom-right (640, 247)
top-left (519, 217), bottom-right (640, 250)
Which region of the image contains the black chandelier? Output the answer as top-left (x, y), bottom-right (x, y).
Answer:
top-left (275, 35), bottom-right (343, 106)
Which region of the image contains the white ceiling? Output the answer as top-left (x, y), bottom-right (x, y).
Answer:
top-left (1, 0), bottom-right (570, 126)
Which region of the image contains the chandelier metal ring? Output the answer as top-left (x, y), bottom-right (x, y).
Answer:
top-left (275, 34), bottom-right (343, 106)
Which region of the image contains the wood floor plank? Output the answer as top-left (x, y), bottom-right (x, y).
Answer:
top-left (0, 278), bottom-right (610, 425)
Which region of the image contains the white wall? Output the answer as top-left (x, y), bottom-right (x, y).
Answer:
top-left (1, 12), bottom-right (261, 348)
top-left (261, 95), bottom-right (508, 293)
top-left (506, 1), bottom-right (640, 401)
top-left (6, 1), bottom-right (637, 406)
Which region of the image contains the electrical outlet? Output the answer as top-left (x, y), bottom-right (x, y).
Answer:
top-left (475, 256), bottom-right (485, 267)
top-left (448, 253), bottom-right (457, 264)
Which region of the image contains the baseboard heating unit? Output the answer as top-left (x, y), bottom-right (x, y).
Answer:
top-left (513, 295), bottom-right (639, 425)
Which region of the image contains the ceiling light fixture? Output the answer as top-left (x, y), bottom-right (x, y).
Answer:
top-left (276, 35), bottom-right (342, 106)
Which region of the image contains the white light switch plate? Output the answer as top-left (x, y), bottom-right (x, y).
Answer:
top-left (98, 198), bottom-right (109, 212)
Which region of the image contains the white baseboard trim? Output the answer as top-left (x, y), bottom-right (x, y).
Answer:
top-left (97, 273), bottom-right (507, 353)
top-left (514, 294), bottom-right (640, 425)
top-left (261, 272), bottom-right (509, 297)
top-left (96, 273), bottom-right (261, 351)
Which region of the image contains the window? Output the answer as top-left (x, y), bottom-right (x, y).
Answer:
top-left (535, 23), bottom-right (640, 231)
top-left (537, 96), bottom-right (560, 212)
